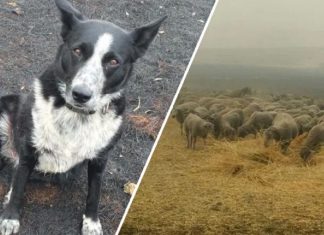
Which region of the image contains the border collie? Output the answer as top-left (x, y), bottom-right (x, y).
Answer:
top-left (0, 0), bottom-right (166, 234)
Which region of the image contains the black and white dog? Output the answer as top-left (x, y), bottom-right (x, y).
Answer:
top-left (0, 0), bottom-right (166, 234)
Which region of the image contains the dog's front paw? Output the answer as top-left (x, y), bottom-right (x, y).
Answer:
top-left (0, 209), bottom-right (20, 235)
top-left (81, 215), bottom-right (103, 235)
top-left (0, 218), bottom-right (20, 235)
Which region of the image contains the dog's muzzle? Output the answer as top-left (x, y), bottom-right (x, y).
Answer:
top-left (65, 103), bottom-right (95, 115)
top-left (65, 103), bottom-right (110, 115)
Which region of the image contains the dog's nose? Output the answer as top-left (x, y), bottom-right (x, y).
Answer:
top-left (72, 85), bottom-right (92, 103)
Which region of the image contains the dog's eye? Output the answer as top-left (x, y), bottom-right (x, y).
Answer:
top-left (104, 59), bottom-right (120, 70)
top-left (109, 59), bottom-right (119, 66)
top-left (73, 48), bottom-right (82, 57)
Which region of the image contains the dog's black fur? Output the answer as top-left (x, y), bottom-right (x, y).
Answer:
top-left (0, 0), bottom-right (166, 234)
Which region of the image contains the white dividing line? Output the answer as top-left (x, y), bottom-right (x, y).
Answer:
top-left (115, 1), bottom-right (220, 234)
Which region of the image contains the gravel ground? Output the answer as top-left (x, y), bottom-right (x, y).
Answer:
top-left (0, 0), bottom-right (215, 234)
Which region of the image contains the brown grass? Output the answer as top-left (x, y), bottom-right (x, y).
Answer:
top-left (128, 115), bottom-right (163, 139)
top-left (120, 119), bottom-right (324, 235)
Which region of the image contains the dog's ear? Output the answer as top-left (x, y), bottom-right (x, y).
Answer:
top-left (55, 0), bottom-right (85, 39)
top-left (130, 16), bottom-right (167, 60)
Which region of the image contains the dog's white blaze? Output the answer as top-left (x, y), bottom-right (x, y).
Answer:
top-left (32, 80), bottom-right (122, 173)
top-left (82, 215), bottom-right (103, 235)
top-left (0, 114), bottom-right (18, 166)
top-left (71, 33), bottom-right (114, 110)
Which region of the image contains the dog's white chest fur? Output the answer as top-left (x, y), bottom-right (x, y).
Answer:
top-left (31, 83), bottom-right (122, 174)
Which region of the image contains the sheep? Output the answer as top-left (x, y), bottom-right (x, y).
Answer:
top-left (316, 101), bottom-right (324, 110)
top-left (316, 110), bottom-right (324, 118)
top-left (238, 111), bottom-right (277, 138)
top-left (263, 104), bottom-right (275, 111)
top-left (285, 100), bottom-right (306, 109)
top-left (172, 101), bottom-right (199, 135)
top-left (222, 109), bottom-right (244, 129)
top-left (264, 103), bottom-right (283, 111)
top-left (318, 116), bottom-right (324, 124)
top-left (274, 108), bottom-right (287, 113)
top-left (198, 97), bottom-right (219, 109)
top-left (294, 114), bottom-right (316, 135)
top-left (264, 113), bottom-right (299, 154)
top-left (201, 97), bottom-right (242, 110)
top-left (206, 112), bottom-right (222, 138)
top-left (242, 103), bottom-right (263, 121)
top-left (206, 109), bottom-right (244, 140)
top-left (175, 93), bottom-right (198, 105)
top-left (287, 109), bottom-right (304, 117)
top-left (208, 103), bottom-right (226, 114)
top-left (300, 123), bottom-right (324, 161)
top-left (302, 97), bottom-right (314, 105)
top-left (184, 113), bottom-right (214, 149)
top-left (220, 109), bottom-right (244, 140)
top-left (302, 105), bottom-right (320, 117)
top-left (192, 106), bottom-right (209, 119)
top-left (308, 105), bottom-right (320, 113)
top-left (228, 87), bottom-right (252, 98)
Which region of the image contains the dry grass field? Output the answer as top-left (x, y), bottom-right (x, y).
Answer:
top-left (121, 118), bottom-right (324, 235)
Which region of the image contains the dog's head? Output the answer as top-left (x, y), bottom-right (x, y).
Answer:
top-left (53, 0), bottom-right (166, 114)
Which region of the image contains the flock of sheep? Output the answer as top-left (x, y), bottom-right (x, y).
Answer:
top-left (172, 87), bottom-right (324, 161)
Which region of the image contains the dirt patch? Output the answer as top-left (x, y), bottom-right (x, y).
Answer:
top-left (0, 0), bottom-right (215, 234)
top-left (0, 182), bottom-right (7, 199)
top-left (25, 183), bottom-right (60, 205)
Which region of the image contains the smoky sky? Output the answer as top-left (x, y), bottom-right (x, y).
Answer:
top-left (203, 0), bottom-right (324, 49)
top-left (194, 0), bottom-right (324, 67)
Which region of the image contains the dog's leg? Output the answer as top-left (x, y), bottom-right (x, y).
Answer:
top-left (81, 158), bottom-right (107, 235)
top-left (0, 158), bottom-right (35, 235)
